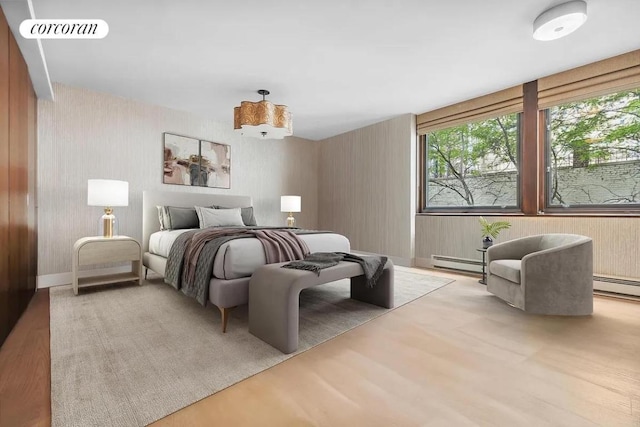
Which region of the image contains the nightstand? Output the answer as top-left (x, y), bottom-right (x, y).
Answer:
top-left (72, 236), bottom-right (142, 295)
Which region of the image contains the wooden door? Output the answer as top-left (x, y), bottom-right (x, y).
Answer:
top-left (0, 6), bottom-right (38, 346)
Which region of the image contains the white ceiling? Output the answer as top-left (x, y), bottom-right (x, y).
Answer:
top-left (30, 0), bottom-right (640, 140)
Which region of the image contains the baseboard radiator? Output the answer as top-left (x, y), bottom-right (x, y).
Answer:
top-left (592, 275), bottom-right (640, 298)
top-left (431, 255), bottom-right (640, 297)
top-left (593, 275), bottom-right (640, 287)
top-left (431, 255), bottom-right (483, 274)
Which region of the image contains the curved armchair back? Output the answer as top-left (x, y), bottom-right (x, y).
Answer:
top-left (486, 233), bottom-right (593, 316)
top-left (539, 234), bottom-right (591, 251)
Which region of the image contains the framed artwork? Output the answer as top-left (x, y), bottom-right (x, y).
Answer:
top-left (163, 133), bottom-right (231, 188)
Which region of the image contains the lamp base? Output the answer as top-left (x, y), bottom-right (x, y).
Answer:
top-left (100, 207), bottom-right (118, 238)
top-left (286, 213), bottom-right (296, 228)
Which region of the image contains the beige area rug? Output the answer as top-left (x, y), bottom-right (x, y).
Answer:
top-left (50, 268), bottom-right (454, 427)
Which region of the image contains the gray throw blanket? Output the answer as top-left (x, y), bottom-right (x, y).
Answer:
top-left (165, 230), bottom-right (252, 305)
top-left (165, 227), bottom-right (312, 305)
top-left (281, 252), bottom-right (388, 288)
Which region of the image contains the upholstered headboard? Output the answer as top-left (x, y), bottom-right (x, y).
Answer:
top-left (142, 190), bottom-right (252, 253)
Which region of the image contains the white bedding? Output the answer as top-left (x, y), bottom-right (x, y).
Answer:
top-left (148, 229), bottom-right (350, 280)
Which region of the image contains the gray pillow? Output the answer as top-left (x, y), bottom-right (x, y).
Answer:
top-left (196, 206), bottom-right (245, 228)
top-left (160, 206), bottom-right (199, 230)
top-left (212, 205), bottom-right (257, 226)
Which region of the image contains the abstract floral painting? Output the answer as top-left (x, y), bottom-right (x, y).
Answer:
top-left (163, 133), bottom-right (231, 188)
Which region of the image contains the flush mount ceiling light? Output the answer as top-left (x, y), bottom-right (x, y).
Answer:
top-left (234, 89), bottom-right (293, 139)
top-left (533, 0), bottom-right (588, 41)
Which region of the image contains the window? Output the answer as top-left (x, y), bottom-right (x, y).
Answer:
top-left (423, 113), bottom-right (521, 210)
top-left (418, 50), bottom-right (640, 215)
top-left (546, 89), bottom-right (640, 208)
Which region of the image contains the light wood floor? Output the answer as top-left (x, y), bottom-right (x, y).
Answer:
top-left (153, 269), bottom-right (640, 427)
top-left (1, 269), bottom-right (639, 427)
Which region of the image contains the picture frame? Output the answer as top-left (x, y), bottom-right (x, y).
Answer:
top-left (162, 132), bottom-right (231, 189)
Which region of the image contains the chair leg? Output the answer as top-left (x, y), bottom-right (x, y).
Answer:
top-left (144, 268), bottom-right (148, 280)
top-left (218, 306), bottom-right (236, 333)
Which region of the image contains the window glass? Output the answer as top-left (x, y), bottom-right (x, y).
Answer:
top-left (547, 89), bottom-right (640, 207)
top-left (425, 113), bottom-right (520, 209)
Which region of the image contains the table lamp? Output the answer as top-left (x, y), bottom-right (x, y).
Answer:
top-left (280, 195), bottom-right (301, 227)
top-left (87, 179), bottom-right (129, 238)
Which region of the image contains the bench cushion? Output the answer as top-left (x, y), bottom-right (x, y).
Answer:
top-left (252, 261), bottom-right (376, 292)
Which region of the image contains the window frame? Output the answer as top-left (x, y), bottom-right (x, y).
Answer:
top-left (418, 77), bottom-right (640, 217)
top-left (419, 113), bottom-right (523, 213)
top-left (542, 99), bottom-right (640, 214)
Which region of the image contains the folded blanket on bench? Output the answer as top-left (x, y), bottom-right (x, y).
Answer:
top-left (281, 252), bottom-right (388, 288)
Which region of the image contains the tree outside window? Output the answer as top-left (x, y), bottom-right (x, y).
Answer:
top-left (547, 89), bottom-right (640, 207)
top-left (425, 113), bottom-right (520, 209)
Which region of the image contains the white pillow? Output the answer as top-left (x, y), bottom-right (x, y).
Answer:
top-left (195, 206), bottom-right (245, 228)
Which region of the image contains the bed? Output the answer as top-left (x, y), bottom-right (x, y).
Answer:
top-left (142, 190), bottom-right (350, 331)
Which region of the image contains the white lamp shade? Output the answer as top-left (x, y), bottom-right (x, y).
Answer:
top-left (87, 179), bottom-right (129, 207)
top-left (280, 195), bottom-right (301, 212)
top-left (533, 0), bottom-right (587, 41)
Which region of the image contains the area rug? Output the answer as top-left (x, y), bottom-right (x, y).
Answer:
top-left (49, 268), bottom-right (454, 427)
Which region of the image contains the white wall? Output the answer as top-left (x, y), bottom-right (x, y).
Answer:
top-left (37, 83), bottom-right (318, 276)
top-left (318, 114), bottom-right (416, 265)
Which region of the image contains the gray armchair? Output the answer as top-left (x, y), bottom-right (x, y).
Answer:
top-left (486, 234), bottom-right (593, 315)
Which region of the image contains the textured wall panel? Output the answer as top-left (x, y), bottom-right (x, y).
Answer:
top-left (318, 115), bottom-right (416, 261)
top-left (38, 84), bottom-right (318, 275)
top-left (416, 215), bottom-right (640, 279)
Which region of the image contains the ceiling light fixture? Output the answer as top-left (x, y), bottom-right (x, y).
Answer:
top-left (533, 0), bottom-right (588, 41)
top-left (234, 89), bottom-right (293, 139)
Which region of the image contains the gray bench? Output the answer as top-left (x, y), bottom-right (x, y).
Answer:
top-left (248, 260), bottom-right (394, 354)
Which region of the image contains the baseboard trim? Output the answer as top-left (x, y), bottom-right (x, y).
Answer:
top-left (351, 250), bottom-right (413, 268)
top-left (38, 253), bottom-right (414, 288)
top-left (37, 266), bottom-right (133, 289)
top-left (414, 257), bottom-right (433, 269)
top-left (415, 257), bottom-right (639, 296)
top-left (38, 261), bottom-right (640, 297)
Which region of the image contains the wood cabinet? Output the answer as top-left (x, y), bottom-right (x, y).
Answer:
top-left (0, 7), bottom-right (38, 347)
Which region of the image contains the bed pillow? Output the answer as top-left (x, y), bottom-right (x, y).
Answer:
top-left (212, 205), bottom-right (257, 226)
top-left (157, 206), bottom-right (166, 230)
top-left (158, 206), bottom-right (199, 230)
top-left (195, 206), bottom-right (245, 228)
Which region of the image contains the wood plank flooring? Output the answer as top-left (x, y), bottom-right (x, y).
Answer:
top-left (1, 270), bottom-right (639, 426)
top-left (151, 271), bottom-right (640, 427)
